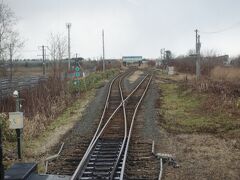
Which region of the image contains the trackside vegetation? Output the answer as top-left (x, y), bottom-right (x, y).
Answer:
top-left (1, 69), bottom-right (119, 142)
top-left (159, 72), bottom-right (240, 135)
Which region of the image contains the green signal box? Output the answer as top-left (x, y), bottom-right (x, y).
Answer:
top-left (75, 72), bottom-right (80, 77)
top-left (75, 66), bottom-right (80, 72)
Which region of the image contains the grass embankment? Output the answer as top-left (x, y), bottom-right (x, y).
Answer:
top-left (24, 90), bottom-right (95, 155)
top-left (159, 73), bottom-right (240, 134)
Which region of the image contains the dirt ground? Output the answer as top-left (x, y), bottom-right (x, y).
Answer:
top-left (127, 70), bottom-right (144, 83)
top-left (156, 131), bottom-right (240, 180)
top-left (154, 71), bottom-right (240, 180)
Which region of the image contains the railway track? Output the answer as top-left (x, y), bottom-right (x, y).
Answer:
top-left (47, 70), bottom-right (135, 175)
top-left (70, 70), bottom-right (154, 180)
top-left (4, 69), bottom-right (161, 180)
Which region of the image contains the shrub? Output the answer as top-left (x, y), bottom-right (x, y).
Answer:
top-left (170, 56), bottom-right (227, 76)
top-left (70, 69), bottom-right (118, 93)
top-left (0, 69), bottom-right (119, 140)
top-left (0, 113), bottom-right (16, 142)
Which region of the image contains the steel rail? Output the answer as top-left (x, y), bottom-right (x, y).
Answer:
top-left (120, 75), bottom-right (153, 180)
top-left (71, 74), bottom-right (149, 180)
top-left (109, 71), bottom-right (127, 179)
top-left (111, 74), bottom-right (151, 179)
top-left (85, 73), bottom-right (122, 153)
top-left (78, 71), bottom-right (130, 170)
top-left (70, 72), bottom-right (123, 178)
top-left (85, 70), bottom-right (132, 150)
top-left (158, 158), bottom-right (163, 180)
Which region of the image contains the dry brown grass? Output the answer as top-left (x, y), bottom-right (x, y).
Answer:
top-left (14, 66), bottom-right (51, 77)
top-left (210, 66), bottom-right (240, 82)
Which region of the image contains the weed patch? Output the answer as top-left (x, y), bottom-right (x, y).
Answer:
top-left (160, 81), bottom-right (240, 134)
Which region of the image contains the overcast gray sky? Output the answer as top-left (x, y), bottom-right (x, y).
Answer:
top-left (7, 0), bottom-right (240, 59)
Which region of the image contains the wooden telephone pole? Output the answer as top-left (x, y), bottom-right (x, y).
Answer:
top-left (102, 29), bottom-right (105, 72)
top-left (195, 29), bottom-right (201, 79)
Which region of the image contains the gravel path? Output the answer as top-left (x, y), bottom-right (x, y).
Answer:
top-left (72, 82), bottom-right (109, 135)
top-left (123, 69), bottom-right (147, 93)
top-left (47, 80), bottom-right (110, 174)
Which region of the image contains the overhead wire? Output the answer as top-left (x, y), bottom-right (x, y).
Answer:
top-left (200, 21), bottom-right (240, 34)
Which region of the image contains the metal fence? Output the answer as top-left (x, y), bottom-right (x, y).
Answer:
top-left (0, 76), bottom-right (48, 100)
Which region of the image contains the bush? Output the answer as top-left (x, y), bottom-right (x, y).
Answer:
top-left (171, 56), bottom-right (227, 76)
top-left (231, 56), bottom-right (240, 67)
top-left (147, 60), bottom-right (156, 67)
top-left (210, 66), bottom-right (240, 82)
top-left (0, 113), bottom-right (16, 142)
top-left (0, 68), bottom-right (119, 140)
top-left (70, 69), bottom-right (118, 93)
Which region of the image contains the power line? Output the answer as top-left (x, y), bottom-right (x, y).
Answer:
top-left (200, 21), bottom-right (240, 34)
top-left (21, 50), bottom-right (39, 52)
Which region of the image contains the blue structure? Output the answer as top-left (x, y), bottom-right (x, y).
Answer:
top-left (122, 56), bottom-right (142, 64)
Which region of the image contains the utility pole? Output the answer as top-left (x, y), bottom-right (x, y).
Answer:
top-left (160, 48), bottom-right (165, 60)
top-left (159, 49), bottom-right (161, 66)
top-left (163, 48), bottom-right (166, 59)
top-left (42, 45), bottom-right (46, 75)
top-left (102, 29), bottom-right (105, 72)
top-left (161, 48), bottom-right (165, 60)
top-left (195, 29), bottom-right (201, 79)
top-left (66, 23), bottom-right (71, 71)
top-left (195, 29), bottom-right (198, 54)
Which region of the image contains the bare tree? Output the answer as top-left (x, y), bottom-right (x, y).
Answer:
top-left (48, 33), bottom-right (67, 61)
top-left (6, 30), bottom-right (24, 80)
top-left (7, 31), bottom-right (24, 57)
top-left (0, 2), bottom-right (23, 78)
top-left (48, 33), bottom-right (67, 77)
top-left (49, 33), bottom-right (57, 61)
top-left (0, 2), bottom-right (16, 61)
top-left (187, 49), bottom-right (196, 56)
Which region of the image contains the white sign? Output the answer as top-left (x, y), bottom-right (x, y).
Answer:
top-left (168, 66), bottom-right (175, 75)
top-left (9, 112), bottom-right (23, 129)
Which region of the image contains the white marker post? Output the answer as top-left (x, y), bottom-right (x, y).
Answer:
top-left (11, 90), bottom-right (24, 159)
top-left (83, 72), bottom-right (87, 91)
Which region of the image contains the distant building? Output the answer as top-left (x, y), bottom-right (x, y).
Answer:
top-left (122, 56), bottom-right (142, 63)
top-left (122, 56), bottom-right (142, 66)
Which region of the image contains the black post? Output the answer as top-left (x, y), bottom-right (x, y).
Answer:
top-left (0, 120), bottom-right (4, 180)
top-left (16, 129), bottom-right (21, 159)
